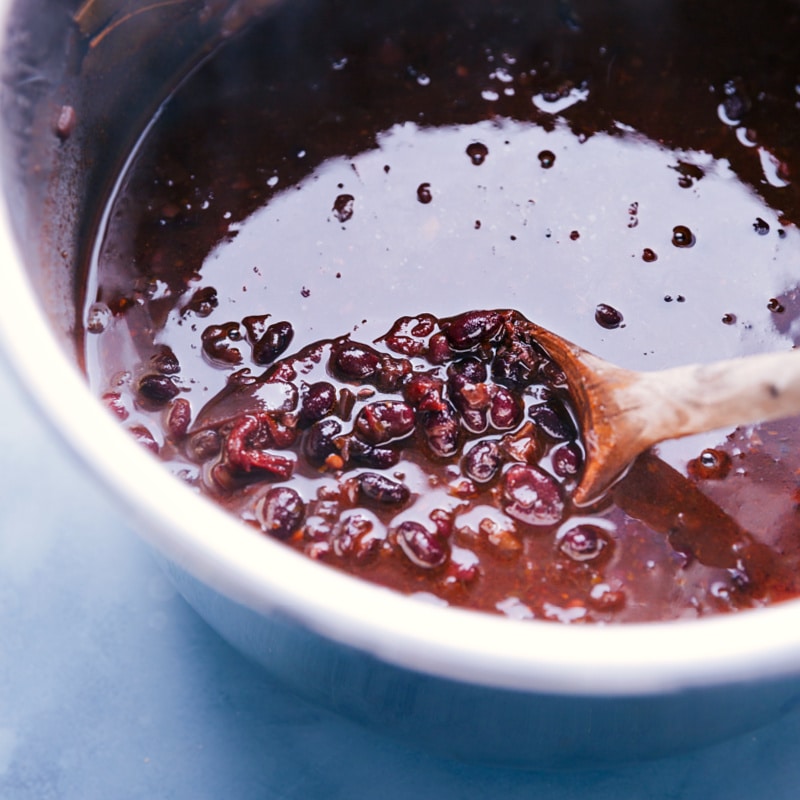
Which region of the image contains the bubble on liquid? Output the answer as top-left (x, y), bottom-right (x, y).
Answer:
top-left (717, 103), bottom-right (739, 126)
top-left (687, 447), bottom-right (732, 480)
top-left (532, 85), bottom-right (589, 113)
top-left (489, 67), bottom-right (514, 83)
top-left (481, 89), bottom-right (500, 101)
top-left (758, 147), bottom-right (790, 188)
top-left (332, 193), bottom-right (355, 222)
top-left (736, 127), bottom-right (758, 148)
top-left (718, 78), bottom-right (751, 125)
top-left (558, 524), bottom-right (611, 563)
top-left (417, 73), bottom-right (431, 86)
top-left (86, 302), bottom-right (112, 334)
top-left (671, 225), bottom-right (695, 248)
top-left (538, 150), bottom-right (556, 169)
top-left (466, 142), bottom-right (489, 165)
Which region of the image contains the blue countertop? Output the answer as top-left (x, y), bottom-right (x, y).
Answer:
top-left (2, 354), bottom-right (800, 799)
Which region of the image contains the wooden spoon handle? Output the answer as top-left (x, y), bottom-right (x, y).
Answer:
top-left (630, 348), bottom-right (800, 448)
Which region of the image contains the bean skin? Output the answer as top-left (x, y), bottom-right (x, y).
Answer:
top-left (253, 320), bottom-right (294, 365)
top-left (257, 486), bottom-right (305, 540)
top-left (354, 400), bottom-right (416, 445)
top-left (357, 472), bottom-right (411, 506)
top-left (503, 463), bottom-right (565, 526)
top-left (440, 310), bottom-right (503, 351)
top-left (394, 520), bottom-right (449, 569)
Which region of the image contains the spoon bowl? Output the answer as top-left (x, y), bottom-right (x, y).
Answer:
top-left (529, 323), bottom-right (800, 506)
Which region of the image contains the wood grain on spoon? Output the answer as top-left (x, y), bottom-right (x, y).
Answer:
top-left (527, 322), bottom-right (800, 506)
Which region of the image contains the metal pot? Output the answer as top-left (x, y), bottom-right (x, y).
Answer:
top-left (3, 0), bottom-right (800, 768)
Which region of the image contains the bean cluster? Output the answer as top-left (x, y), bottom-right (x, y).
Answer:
top-left (142, 309), bottom-right (588, 577)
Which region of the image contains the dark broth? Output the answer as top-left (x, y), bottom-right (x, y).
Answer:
top-left (82, 0), bottom-right (800, 622)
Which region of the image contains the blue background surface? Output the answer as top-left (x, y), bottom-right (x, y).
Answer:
top-left (2, 354), bottom-right (800, 799)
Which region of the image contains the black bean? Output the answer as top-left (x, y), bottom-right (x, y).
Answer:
top-left (594, 304), bottom-right (624, 330)
top-left (347, 436), bottom-right (401, 469)
top-left (201, 323), bottom-right (244, 365)
top-left (253, 321), bottom-right (294, 365)
top-left (151, 346), bottom-right (181, 375)
top-left (539, 359), bottom-right (568, 387)
top-left (492, 341), bottom-right (539, 386)
top-left (490, 386), bottom-right (523, 430)
top-left (448, 357), bottom-right (488, 387)
top-left (331, 341), bottom-right (381, 381)
top-left (138, 374), bottom-right (180, 406)
top-left (421, 406), bottom-right (460, 458)
top-left (404, 373), bottom-right (446, 410)
top-left (354, 400), bottom-right (416, 445)
top-left (186, 429), bottom-right (221, 462)
top-left (166, 397), bottom-right (192, 439)
top-left (299, 381), bottom-right (337, 425)
top-left (503, 464), bottom-right (565, 526)
top-left (357, 472), bottom-right (411, 506)
top-left (460, 407), bottom-right (489, 434)
top-left (427, 332), bottom-right (454, 364)
top-left (463, 440), bottom-right (503, 483)
top-left (551, 441), bottom-right (583, 478)
top-left (257, 486), bottom-right (305, 540)
top-left (528, 402), bottom-right (576, 441)
top-left (375, 354), bottom-right (412, 393)
top-left (304, 418), bottom-right (343, 465)
top-left (394, 520), bottom-right (449, 568)
top-left (440, 310), bottom-right (503, 351)
top-left (448, 358), bottom-right (492, 433)
top-left (333, 514), bottom-right (380, 562)
top-left (559, 524), bottom-right (611, 562)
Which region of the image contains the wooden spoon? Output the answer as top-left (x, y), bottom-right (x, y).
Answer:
top-left (527, 322), bottom-right (800, 506)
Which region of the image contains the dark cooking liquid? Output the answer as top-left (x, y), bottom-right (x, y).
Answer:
top-left (83, 0), bottom-right (800, 622)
